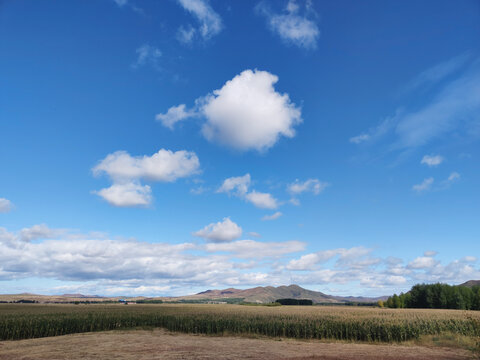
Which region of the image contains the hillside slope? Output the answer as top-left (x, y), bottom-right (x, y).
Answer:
top-left (459, 280), bottom-right (480, 288)
top-left (175, 284), bottom-right (383, 304)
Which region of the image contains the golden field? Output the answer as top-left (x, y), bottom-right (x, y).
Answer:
top-left (1, 303), bottom-right (479, 359)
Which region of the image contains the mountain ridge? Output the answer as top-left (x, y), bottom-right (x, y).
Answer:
top-left (459, 280), bottom-right (480, 288)
top-left (177, 284), bottom-right (387, 304)
top-left (0, 284), bottom-right (390, 304)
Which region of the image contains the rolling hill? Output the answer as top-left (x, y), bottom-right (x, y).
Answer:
top-left (171, 284), bottom-right (387, 304)
top-left (0, 284), bottom-right (388, 304)
top-left (459, 280), bottom-right (480, 288)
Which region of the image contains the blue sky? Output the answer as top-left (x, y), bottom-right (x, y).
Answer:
top-left (1, 0), bottom-right (480, 297)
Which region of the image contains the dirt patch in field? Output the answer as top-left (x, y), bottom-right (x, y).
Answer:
top-left (0, 329), bottom-right (476, 360)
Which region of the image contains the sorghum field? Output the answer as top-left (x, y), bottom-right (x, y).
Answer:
top-left (1, 303), bottom-right (479, 344)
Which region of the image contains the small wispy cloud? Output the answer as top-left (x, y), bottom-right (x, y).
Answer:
top-left (447, 172), bottom-right (460, 182)
top-left (176, 0), bottom-right (223, 44)
top-left (287, 178), bottom-right (329, 195)
top-left (349, 134), bottom-right (370, 144)
top-left (177, 25), bottom-right (197, 44)
top-left (217, 174), bottom-right (279, 210)
top-left (421, 154), bottom-right (444, 167)
top-left (350, 55), bottom-right (480, 150)
top-left (439, 172), bottom-right (460, 189)
top-left (0, 198), bottom-right (13, 213)
top-left (113, 0), bottom-right (128, 7)
top-left (256, 0), bottom-right (319, 50)
top-left (406, 52), bottom-right (471, 91)
top-left (155, 104), bottom-right (196, 129)
top-left (261, 211), bottom-right (283, 221)
top-left (132, 44), bottom-right (162, 71)
top-left (190, 186), bottom-right (207, 195)
top-left (413, 172), bottom-right (460, 193)
top-left (348, 112), bottom-right (399, 146)
top-left (112, 0), bottom-right (145, 15)
top-left (412, 177), bottom-right (434, 193)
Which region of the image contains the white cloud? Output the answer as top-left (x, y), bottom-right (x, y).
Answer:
top-left (245, 191), bottom-right (278, 209)
top-left (410, 173), bottom-right (459, 195)
top-left (190, 185), bottom-right (207, 195)
top-left (158, 70), bottom-right (302, 152)
top-left (257, 0), bottom-right (319, 49)
top-left (424, 250), bottom-right (438, 257)
top-left (351, 56), bottom-right (480, 150)
top-left (112, 0), bottom-right (145, 15)
top-left (438, 172), bottom-right (461, 190)
top-left (132, 44), bottom-right (162, 70)
top-left (0, 226), bottom-right (213, 283)
top-left (176, 0), bottom-right (222, 43)
top-left (93, 149), bottom-right (199, 183)
top-left (1, 225), bottom-right (479, 296)
top-left (95, 182), bottom-right (152, 207)
top-left (193, 217), bottom-right (242, 242)
top-left (0, 225), bottom-right (302, 291)
top-left (93, 149), bottom-right (199, 207)
top-left (412, 177), bottom-right (434, 193)
top-left (248, 232), bottom-right (261, 238)
top-left (407, 52), bottom-right (471, 90)
top-left (349, 134), bottom-right (370, 144)
top-left (447, 172), bottom-right (460, 182)
top-left (421, 154), bottom-right (444, 167)
top-left (287, 179), bottom-right (328, 195)
top-left (155, 104), bottom-right (196, 129)
top-left (385, 275), bottom-right (407, 285)
top-left (217, 174), bottom-right (279, 209)
top-left (0, 198), bottom-right (12, 213)
top-left (289, 197), bottom-right (300, 206)
top-left (349, 112), bottom-right (398, 146)
top-left (287, 251), bottom-right (336, 270)
top-left (201, 69), bottom-right (302, 151)
top-left (176, 25), bottom-right (196, 44)
top-left (217, 174), bottom-right (251, 196)
top-left (286, 247), bottom-right (376, 271)
top-left (408, 256), bottom-right (438, 269)
top-left (261, 211), bottom-right (282, 221)
top-left (204, 239), bottom-right (305, 259)
top-left (113, 0), bottom-right (128, 7)
top-left (19, 224), bottom-right (64, 242)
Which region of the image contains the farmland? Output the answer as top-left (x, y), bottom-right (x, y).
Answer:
top-left (0, 328), bottom-right (476, 360)
top-left (1, 303), bottom-right (479, 345)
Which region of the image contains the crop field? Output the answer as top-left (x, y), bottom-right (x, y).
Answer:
top-left (1, 328), bottom-right (477, 360)
top-left (1, 303), bottom-right (479, 345)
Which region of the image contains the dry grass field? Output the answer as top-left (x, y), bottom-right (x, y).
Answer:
top-left (1, 303), bottom-right (479, 358)
top-left (0, 328), bottom-right (477, 360)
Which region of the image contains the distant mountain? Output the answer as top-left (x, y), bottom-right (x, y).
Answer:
top-left (0, 285), bottom-right (388, 304)
top-left (61, 294), bottom-right (102, 298)
top-left (176, 284), bottom-right (384, 304)
top-left (459, 280), bottom-right (480, 288)
top-left (332, 295), bottom-right (389, 303)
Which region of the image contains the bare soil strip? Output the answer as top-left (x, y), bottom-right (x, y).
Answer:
top-left (0, 329), bottom-right (476, 360)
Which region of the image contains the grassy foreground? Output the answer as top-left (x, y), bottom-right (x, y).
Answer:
top-left (1, 303), bottom-right (479, 345)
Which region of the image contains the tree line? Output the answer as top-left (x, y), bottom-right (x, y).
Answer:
top-left (276, 298), bottom-right (313, 305)
top-left (383, 283), bottom-right (480, 310)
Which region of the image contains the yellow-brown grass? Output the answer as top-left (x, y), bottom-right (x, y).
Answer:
top-left (1, 303), bottom-right (479, 350)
